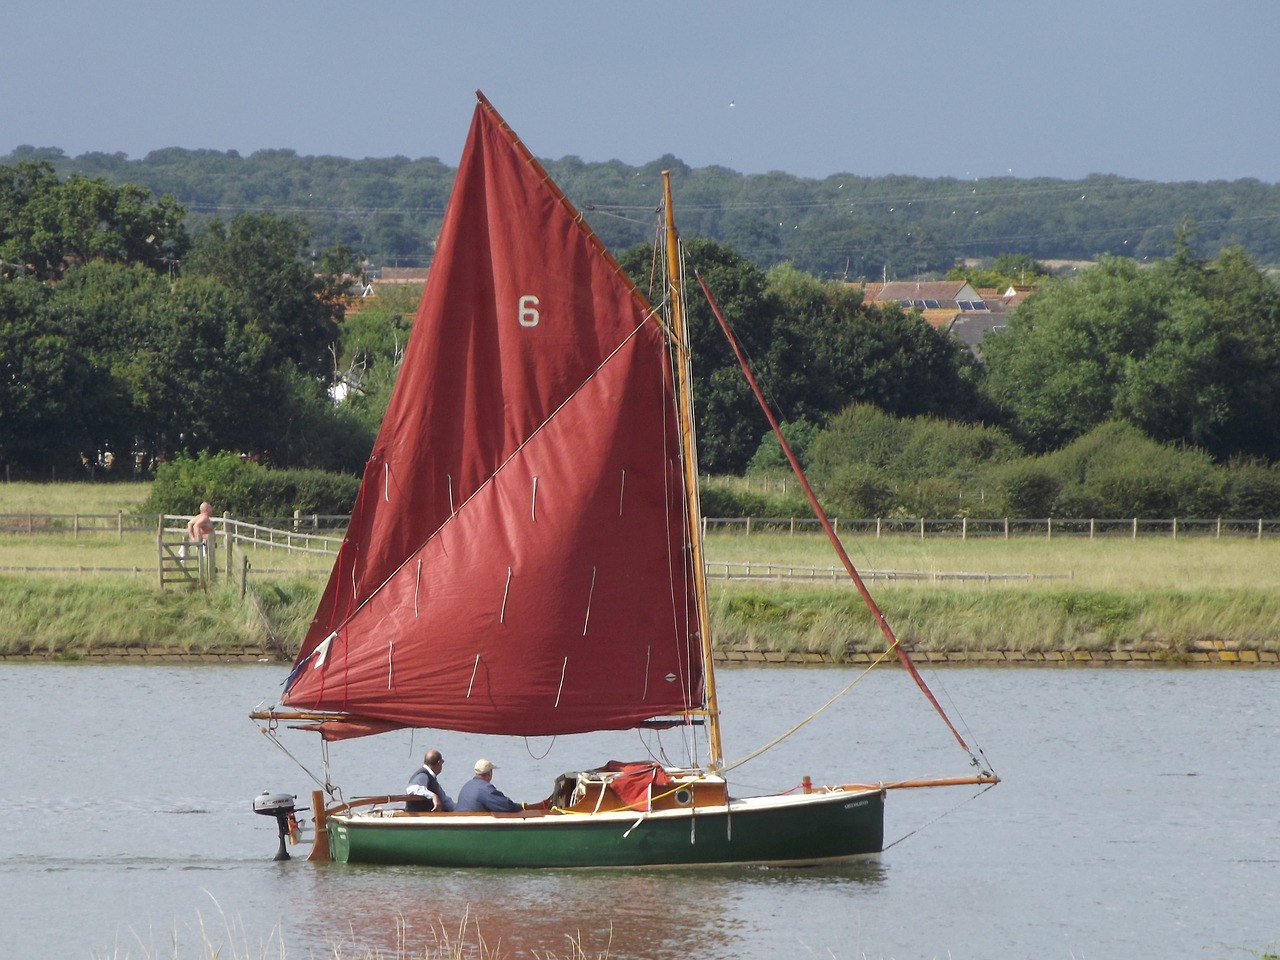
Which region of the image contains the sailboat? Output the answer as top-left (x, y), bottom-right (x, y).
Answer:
top-left (250, 92), bottom-right (997, 868)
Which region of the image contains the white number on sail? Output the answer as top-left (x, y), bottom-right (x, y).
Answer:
top-left (518, 295), bottom-right (540, 327)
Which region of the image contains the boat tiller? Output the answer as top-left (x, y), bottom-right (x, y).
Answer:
top-left (253, 792), bottom-right (299, 861)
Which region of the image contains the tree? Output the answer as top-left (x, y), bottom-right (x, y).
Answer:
top-left (981, 249), bottom-right (1280, 460)
top-left (979, 258), bottom-right (1171, 450)
top-left (0, 161), bottom-right (187, 281)
top-left (182, 213), bottom-right (354, 378)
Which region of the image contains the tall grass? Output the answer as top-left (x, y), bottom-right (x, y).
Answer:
top-left (100, 905), bottom-right (611, 960)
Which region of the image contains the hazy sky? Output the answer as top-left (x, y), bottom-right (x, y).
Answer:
top-left (6, 0), bottom-right (1278, 183)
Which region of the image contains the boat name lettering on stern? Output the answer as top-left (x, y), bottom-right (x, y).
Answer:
top-left (518, 295), bottom-right (540, 327)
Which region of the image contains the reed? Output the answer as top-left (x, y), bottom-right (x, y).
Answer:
top-left (98, 905), bottom-right (611, 959)
top-left (709, 583), bottom-right (1280, 657)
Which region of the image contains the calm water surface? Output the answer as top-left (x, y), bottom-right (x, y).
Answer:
top-left (2, 663), bottom-right (1276, 959)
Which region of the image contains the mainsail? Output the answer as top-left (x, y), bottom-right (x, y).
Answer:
top-left (283, 96), bottom-right (704, 739)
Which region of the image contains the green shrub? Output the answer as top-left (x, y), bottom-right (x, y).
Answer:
top-left (145, 452), bottom-right (360, 518)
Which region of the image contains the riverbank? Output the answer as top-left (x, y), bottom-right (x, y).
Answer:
top-left (3, 573), bottom-right (1280, 665)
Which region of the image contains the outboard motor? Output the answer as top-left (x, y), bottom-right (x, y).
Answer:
top-left (253, 792), bottom-right (299, 861)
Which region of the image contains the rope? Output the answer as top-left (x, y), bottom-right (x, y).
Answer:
top-left (719, 643), bottom-right (900, 776)
top-left (882, 780), bottom-right (999, 851)
top-left (255, 723), bottom-right (330, 794)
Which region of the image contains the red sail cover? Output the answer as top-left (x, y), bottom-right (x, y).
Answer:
top-left (283, 99), bottom-right (703, 739)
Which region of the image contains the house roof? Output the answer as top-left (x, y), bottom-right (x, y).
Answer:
top-left (862, 280), bottom-right (973, 303)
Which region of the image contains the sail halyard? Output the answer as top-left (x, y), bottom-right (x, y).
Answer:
top-left (662, 171), bottom-right (722, 770)
top-left (266, 93), bottom-right (707, 743)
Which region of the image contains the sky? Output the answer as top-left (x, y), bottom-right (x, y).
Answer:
top-left (5, 0), bottom-right (1279, 184)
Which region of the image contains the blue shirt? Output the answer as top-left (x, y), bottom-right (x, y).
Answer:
top-left (455, 776), bottom-right (522, 813)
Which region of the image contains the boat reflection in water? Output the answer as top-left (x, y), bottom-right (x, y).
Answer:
top-left (287, 860), bottom-right (886, 959)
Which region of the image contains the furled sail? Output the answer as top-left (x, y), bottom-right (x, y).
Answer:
top-left (282, 95), bottom-right (704, 739)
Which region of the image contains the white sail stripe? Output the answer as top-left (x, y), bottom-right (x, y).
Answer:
top-left (554, 657), bottom-right (568, 708)
top-left (582, 565), bottom-right (597, 636)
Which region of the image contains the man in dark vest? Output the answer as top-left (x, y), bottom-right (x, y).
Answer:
top-left (405, 749), bottom-right (454, 812)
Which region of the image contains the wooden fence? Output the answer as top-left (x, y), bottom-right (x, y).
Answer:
top-left (6, 512), bottom-right (1280, 544)
top-left (702, 516), bottom-right (1280, 539)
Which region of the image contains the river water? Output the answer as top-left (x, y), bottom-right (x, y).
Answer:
top-left (2, 663), bottom-right (1276, 960)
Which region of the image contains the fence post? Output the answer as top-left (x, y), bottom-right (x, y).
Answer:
top-left (876, 517), bottom-right (881, 539)
top-left (1047, 517), bottom-right (1052, 541)
top-left (746, 516), bottom-right (752, 536)
top-left (1089, 518), bottom-right (1095, 540)
top-left (919, 517), bottom-right (925, 540)
top-left (1004, 518), bottom-right (1009, 540)
top-left (224, 512), bottom-right (233, 583)
top-left (1132, 518), bottom-right (1138, 540)
top-left (1260, 518), bottom-right (1264, 540)
top-left (1172, 517), bottom-right (1178, 540)
top-left (962, 517), bottom-right (967, 541)
top-left (833, 517), bottom-right (839, 537)
top-left (118, 511), bottom-right (124, 540)
top-left (239, 552), bottom-right (249, 600)
top-left (1216, 517), bottom-right (1221, 539)
top-left (790, 517), bottom-right (795, 536)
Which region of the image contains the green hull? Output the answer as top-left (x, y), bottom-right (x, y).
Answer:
top-left (327, 789), bottom-right (885, 868)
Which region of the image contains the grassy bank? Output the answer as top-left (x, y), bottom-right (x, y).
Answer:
top-left (4, 482), bottom-right (1280, 659)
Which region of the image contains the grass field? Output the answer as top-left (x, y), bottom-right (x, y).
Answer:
top-left (3, 481), bottom-right (1280, 657)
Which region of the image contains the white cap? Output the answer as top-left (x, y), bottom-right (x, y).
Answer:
top-left (474, 759), bottom-right (496, 775)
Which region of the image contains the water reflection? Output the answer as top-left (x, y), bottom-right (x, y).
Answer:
top-left (278, 860), bottom-right (886, 960)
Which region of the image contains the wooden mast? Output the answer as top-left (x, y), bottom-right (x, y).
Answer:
top-left (662, 170), bottom-right (722, 769)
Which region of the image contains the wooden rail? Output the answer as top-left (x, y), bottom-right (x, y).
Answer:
top-left (705, 561), bottom-right (1070, 583)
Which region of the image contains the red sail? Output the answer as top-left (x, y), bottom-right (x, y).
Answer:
top-left (282, 97), bottom-right (703, 739)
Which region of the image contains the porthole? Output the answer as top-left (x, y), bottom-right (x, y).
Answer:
top-left (674, 788), bottom-right (693, 806)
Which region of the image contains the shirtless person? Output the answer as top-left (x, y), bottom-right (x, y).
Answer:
top-left (186, 502), bottom-right (215, 552)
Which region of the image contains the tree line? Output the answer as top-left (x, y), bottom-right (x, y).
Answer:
top-left (7, 144), bottom-right (1280, 280)
top-left (3, 161), bottom-right (1280, 518)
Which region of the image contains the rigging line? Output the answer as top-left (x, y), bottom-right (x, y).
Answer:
top-left (882, 780), bottom-right (999, 852)
top-left (414, 559), bottom-right (421, 618)
top-left (522, 735), bottom-right (558, 761)
top-left (255, 724), bottom-right (329, 793)
top-left (384, 463), bottom-right (390, 503)
top-left (696, 269), bottom-right (975, 757)
top-left (386, 639), bottom-right (394, 690)
top-left (531, 476), bottom-right (538, 521)
top-left (466, 654), bottom-right (480, 698)
top-left (719, 645), bottom-right (898, 775)
top-left (500, 566), bottom-right (512, 623)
